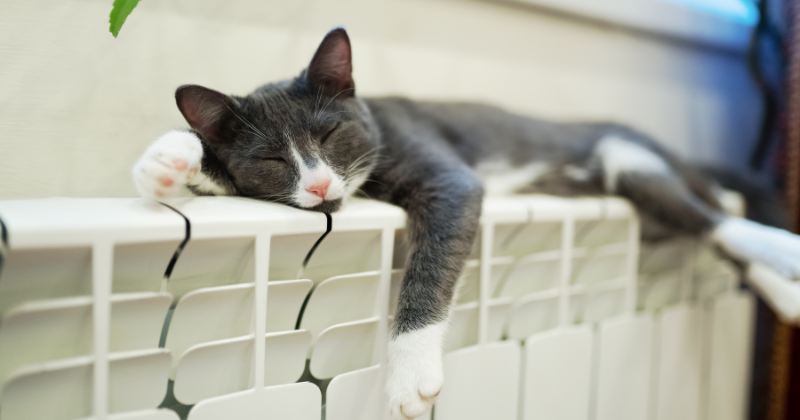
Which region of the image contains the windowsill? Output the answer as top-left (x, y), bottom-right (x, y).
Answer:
top-left (493, 0), bottom-right (755, 52)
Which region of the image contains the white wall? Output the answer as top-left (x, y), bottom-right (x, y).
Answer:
top-left (0, 0), bottom-right (760, 199)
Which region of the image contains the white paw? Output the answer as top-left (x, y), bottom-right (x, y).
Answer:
top-left (386, 322), bottom-right (447, 420)
top-left (132, 131), bottom-right (203, 199)
top-left (713, 217), bottom-right (800, 279)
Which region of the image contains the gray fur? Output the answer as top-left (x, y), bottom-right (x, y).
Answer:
top-left (177, 28), bottom-right (733, 337)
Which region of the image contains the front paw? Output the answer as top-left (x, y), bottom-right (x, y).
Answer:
top-left (132, 131), bottom-right (203, 199)
top-left (386, 323), bottom-right (447, 420)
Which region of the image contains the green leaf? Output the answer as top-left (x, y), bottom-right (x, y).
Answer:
top-left (109, 0), bottom-right (141, 38)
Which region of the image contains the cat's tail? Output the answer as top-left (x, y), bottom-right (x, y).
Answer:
top-left (697, 164), bottom-right (790, 229)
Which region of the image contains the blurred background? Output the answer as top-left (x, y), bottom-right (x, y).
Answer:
top-left (0, 0), bottom-right (797, 418)
top-left (0, 0), bottom-right (769, 198)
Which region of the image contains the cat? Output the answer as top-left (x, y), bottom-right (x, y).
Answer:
top-left (133, 28), bottom-right (800, 420)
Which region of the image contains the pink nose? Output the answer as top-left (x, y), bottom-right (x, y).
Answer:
top-left (306, 179), bottom-right (330, 199)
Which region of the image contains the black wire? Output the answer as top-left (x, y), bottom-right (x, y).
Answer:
top-left (294, 213), bottom-right (333, 330)
top-left (749, 0), bottom-right (783, 170)
top-left (158, 203), bottom-right (192, 280)
top-left (0, 214), bottom-right (7, 279)
top-left (0, 215), bottom-right (7, 249)
top-left (301, 213), bottom-right (333, 268)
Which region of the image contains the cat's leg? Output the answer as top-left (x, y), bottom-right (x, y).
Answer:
top-left (596, 135), bottom-right (800, 278)
top-left (386, 169), bottom-right (483, 420)
top-left (712, 219), bottom-right (800, 278)
top-left (132, 130), bottom-right (232, 198)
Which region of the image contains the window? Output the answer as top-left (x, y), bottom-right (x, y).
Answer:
top-left (661, 0), bottom-right (759, 25)
top-left (498, 0), bottom-right (757, 50)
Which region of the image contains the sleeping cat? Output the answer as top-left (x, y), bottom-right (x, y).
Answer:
top-left (133, 28), bottom-right (800, 420)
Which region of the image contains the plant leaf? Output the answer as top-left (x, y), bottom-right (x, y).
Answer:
top-left (109, 0), bottom-right (141, 38)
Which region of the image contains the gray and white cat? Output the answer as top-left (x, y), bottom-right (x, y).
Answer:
top-left (133, 28), bottom-right (800, 420)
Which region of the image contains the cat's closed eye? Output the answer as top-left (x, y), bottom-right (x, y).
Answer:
top-left (320, 123), bottom-right (340, 145)
top-left (262, 156), bottom-right (286, 164)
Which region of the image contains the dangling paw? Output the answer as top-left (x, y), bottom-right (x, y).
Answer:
top-left (713, 217), bottom-right (800, 279)
top-left (386, 323), bottom-right (446, 420)
top-left (132, 131), bottom-right (203, 199)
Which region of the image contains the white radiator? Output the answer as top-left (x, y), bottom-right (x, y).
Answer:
top-left (0, 195), bottom-right (754, 420)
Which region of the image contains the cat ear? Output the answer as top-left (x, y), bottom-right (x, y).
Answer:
top-left (307, 28), bottom-right (355, 97)
top-left (175, 85), bottom-right (237, 144)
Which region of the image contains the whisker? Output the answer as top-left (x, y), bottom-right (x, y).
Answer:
top-left (319, 110), bottom-right (355, 123)
top-left (359, 177), bottom-right (386, 188)
top-left (346, 147), bottom-right (384, 175)
top-left (223, 103), bottom-right (270, 142)
top-left (317, 88), bottom-right (355, 120)
top-left (314, 84), bottom-right (324, 120)
top-left (353, 188), bottom-right (372, 199)
top-left (254, 191), bottom-right (294, 202)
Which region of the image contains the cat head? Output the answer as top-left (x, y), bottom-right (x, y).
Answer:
top-left (175, 28), bottom-right (378, 213)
